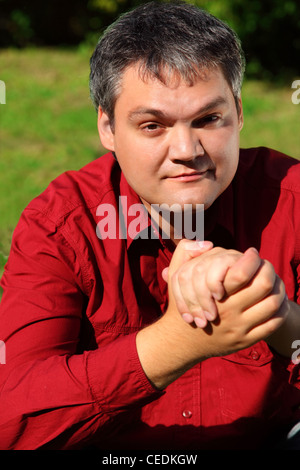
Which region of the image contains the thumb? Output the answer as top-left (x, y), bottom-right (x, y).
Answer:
top-left (166, 239), bottom-right (213, 280)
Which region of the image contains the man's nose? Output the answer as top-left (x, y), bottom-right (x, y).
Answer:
top-left (168, 126), bottom-right (204, 161)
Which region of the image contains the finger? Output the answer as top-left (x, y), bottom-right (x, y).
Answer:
top-left (171, 267), bottom-right (194, 315)
top-left (178, 266), bottom-right (218, 326)
top-left (218, 259), bottom-right (277, 314)
top-left (222, 247), bottom-right (262, 297)
top-left (205, 252), bottom-right (242, 302)
top-left (191, 270), bottom-right (219, 322)
top-left (161, 267), bottom-right (169, 282)
top-left (244, 259), bottom-right (277, 307)
top-left (168, 239), bottom-right (213, 279)
top-left (243, 279), bottom-right (289, 343)
top-left (232, 274), bottom-right (287, 333)
top-left (171, 266), bottom-right (209, 327)
top-left (181, 312), bottom-right (209, 329)
top-left (173, 246), bottom-right (236, 325)
top-left (161, 240), bottom-right (214, 283)
top-left (168, 239), bottom-right (213, 327)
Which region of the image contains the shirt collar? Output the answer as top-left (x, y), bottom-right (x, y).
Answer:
top-left (119, 171), bottom-right (156, 249)
top-left (203, 180), bottom-right (235, 248)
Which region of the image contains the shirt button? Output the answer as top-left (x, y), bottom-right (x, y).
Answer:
top-left (251, 350), bottom-right (260, 360)
top-left (182, 409), bottom-right (192, 419)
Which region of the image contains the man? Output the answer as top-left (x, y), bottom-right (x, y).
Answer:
top-left (0, 1), bottom-right (299, 450)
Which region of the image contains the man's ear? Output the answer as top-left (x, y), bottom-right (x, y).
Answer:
top-left (237, 97), bottom-right (244, 131)
top-left (97, 107), bottom-right (115, 151)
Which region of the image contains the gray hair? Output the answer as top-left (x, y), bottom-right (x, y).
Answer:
top-left (89, 1), bottom-right (245, 124)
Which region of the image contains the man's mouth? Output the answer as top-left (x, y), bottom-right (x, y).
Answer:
top-left (168, 170), bottom-right (211, 182)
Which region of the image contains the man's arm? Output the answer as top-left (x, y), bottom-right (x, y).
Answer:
top-left (0, 209), bottom-right (161, 449)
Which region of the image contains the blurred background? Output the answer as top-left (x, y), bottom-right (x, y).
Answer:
top-left (0, 0), bottom-right (300, 279)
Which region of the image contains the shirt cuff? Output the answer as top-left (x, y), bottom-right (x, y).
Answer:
top-left (86, 332), bottom-right (163, 413)
top-left (271, 347), bottom-right (300, 389)
top-left (287, 360), bottom-right (300, 388)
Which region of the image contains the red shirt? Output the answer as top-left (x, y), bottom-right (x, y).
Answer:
top-left (0, 147), bottom-right (300, 450)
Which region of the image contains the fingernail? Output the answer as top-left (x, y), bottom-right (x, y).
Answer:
top-left (183, 240), bottom-right (213, 251)
top-left (182, 313), bottom-right (194, 324)
top-left (204, 311), bottom-right (215, 321)
top-left (246, 247), bottom-right (259, 254)
top-left (194, 316), bottom-right (207, 328)
top-left (212, 292), bottom-right (223, 301)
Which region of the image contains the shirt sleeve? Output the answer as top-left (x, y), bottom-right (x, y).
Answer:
top-left (0, 207), bottom-right (161, 450)
top-left (283, 190), bottom-right (300, 390)
top-left (285, 259), bottom-right (300, 389)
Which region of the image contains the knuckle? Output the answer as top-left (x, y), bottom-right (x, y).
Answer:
top-left (267, 294), bottom-right (282, 314)
top-left (194, 263), bottom-right (205, 276)
top-left (189, 304), bottom-right (203, 315)
top-left (177, 269), bottom-right (189, 284)
top-left (210, 247), bottom-right (225, 255)
top-left (261, 277), bottom-right (275, 294)
top-left (177, 238), bottom-right (188, 250)
top-left (230, 267), bottom-right (248, 286)
top-left (227, 249), bottom-right (242, 257)
top-left (258, 266), bottom-right (275, 293)
top-left (265, 316), bottom-right (285, 336)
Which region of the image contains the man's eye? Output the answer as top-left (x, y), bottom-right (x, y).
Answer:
top-left (141, 123), bottom-right (163, 134)
top-left (205, 115), bottom-right (219, 122)
top-left (193, 115), bottom-right (220, 127)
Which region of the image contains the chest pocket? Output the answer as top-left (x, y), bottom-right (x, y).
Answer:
top-left (216, 341), bottom-right (278, 421)
top-left (221, 341), bottom-right (274, 367)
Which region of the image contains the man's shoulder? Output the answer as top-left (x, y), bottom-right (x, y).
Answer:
top-left (25, 152), bottom-right (119, 224)
top-left (238, 146), bottom-right (300, 193)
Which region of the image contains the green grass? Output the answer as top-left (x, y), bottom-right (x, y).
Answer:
top-left (0, 47), bottom-right (104, 271)
top-left (0, 47), bottom-right (299, 280)
top-left (240, 80), bottom-right (300, 156)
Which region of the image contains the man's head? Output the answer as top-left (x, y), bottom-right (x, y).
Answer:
top-left (89, 1), bottom-right (245, 127)
top-left (90, 1), bottom-right (244, 219)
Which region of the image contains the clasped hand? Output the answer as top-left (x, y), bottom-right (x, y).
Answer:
top-left (163, 240), bottom-right (289, 352)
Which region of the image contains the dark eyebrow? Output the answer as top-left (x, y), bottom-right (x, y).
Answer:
top-left (193, 96), bottom-right (228, 116)
top-left (127, 96), bottom-right (228, 122)
top-left (128, 108), bottom-right (167, 122)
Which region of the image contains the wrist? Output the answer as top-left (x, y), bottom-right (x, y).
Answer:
top-left (136, 309), bottom-right (207, 390)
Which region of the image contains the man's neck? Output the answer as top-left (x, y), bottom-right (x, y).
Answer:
top-left (141, 200), bottom-right (219, 246)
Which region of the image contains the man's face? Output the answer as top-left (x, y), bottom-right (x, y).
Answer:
top-left (98, 64), bottom-right (243, 212)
